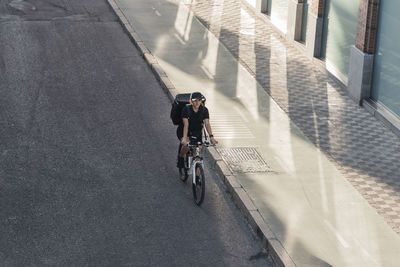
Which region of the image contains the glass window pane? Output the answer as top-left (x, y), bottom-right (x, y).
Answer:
top-left (321, 0), bottom-right (358, 78)
top-left (301, 0), bottom-right (308, 42)
top-left (372, 1), bottom-right (400, 117)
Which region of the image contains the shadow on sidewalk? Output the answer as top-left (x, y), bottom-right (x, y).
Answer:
top-left (187, 0), bottom-right (400, 234)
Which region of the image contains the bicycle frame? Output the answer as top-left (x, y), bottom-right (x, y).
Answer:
top-left (184, 129), bottom-right (213, 179)
top-left (180, 138), bottom-right (215, 206)
top-left (186, 141), bottom-right (212, 183)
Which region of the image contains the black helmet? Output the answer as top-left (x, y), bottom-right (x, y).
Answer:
top-left (191, 92), bottom-right (206, 104)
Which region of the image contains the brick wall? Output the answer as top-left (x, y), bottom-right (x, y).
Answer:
top-left (356, 0), bottom-right (380, 54)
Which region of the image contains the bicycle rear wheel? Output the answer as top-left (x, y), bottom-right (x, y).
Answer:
top-left (178, 155), bottom-right (189, 182)
top-left (192, 164), bottom-right (205, 205)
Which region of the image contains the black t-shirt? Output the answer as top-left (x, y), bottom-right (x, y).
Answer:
top-left (181, 104), bottom-right (209, 136)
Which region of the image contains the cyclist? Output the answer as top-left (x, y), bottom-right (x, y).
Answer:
top-left (177, 92), bottom-right (217, 168)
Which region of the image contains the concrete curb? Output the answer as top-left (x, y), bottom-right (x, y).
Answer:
top-left (106, 1), bottom-right (296, 266)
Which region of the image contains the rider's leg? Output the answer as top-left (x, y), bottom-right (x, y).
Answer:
top-left (179, 143), bottom-right (190, 157)
top-left (177, 125), bottom-right (187, 168)
top-left (177, 143), bottom-right (189, 169)
top-left (177, 143), bottom-right (182, 159)
top-left (179, 132), bottom-right (191, 158)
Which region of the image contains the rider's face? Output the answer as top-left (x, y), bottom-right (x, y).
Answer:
top-left (192, 99), bottom-right (202, 108)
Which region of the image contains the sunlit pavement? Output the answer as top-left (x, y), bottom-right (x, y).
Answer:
top-left (112, 0), bottom-right (400, 266)
top-left (188, 0), bottom-right (400, 235)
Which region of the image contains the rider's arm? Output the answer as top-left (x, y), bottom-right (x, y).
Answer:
top-left (204, 119), bottom-right (217, 144)
top-left (182, 117), bottom-right (189, 144)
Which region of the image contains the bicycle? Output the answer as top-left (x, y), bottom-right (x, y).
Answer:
top-left (178, 138), bottom-right (214, 206)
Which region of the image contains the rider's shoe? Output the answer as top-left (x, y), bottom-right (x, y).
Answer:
top-left (177, 157), bottom-right (185, 168)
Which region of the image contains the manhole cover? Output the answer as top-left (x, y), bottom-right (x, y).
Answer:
top-left (217, 147), bottom-right (272, 173)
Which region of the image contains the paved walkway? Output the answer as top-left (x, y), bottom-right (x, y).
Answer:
top-left (187, 0), bottom-right (400, 235)
top-left (111, 0), bottom-right (400, 266)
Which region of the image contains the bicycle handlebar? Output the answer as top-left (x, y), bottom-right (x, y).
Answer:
top-left (187, 141), bottom-right (216, 148)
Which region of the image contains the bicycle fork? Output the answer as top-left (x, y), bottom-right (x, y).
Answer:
top-left (191, 158), bottom-right (203, 184)
top-left (192, 162), bottom-right (197, 185)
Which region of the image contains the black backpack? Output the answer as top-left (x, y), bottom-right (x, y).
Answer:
top-left (170, 93), bottom-right (191, 125)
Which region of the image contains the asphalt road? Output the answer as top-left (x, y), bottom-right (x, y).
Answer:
top-left (0, 0), bottom-right (272, 265)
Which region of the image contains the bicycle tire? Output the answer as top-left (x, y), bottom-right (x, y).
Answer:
top-left (192, 164), bottom-right (205, 205)
top-left (178, 155), bottom-right (189, 182)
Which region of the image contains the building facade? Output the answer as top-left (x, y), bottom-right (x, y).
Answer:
top-left (249, 0), bottom-right (400, 134)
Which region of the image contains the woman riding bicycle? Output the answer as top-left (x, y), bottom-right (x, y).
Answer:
top-left (177, 92), bottom-right (217, 168)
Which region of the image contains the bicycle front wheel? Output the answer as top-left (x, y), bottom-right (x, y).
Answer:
top-left (192, 164), bottom-right (205, 206)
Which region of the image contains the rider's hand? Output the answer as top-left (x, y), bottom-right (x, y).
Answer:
top-left (181, 137), bottom-right (188, 146)
top-left (210, 137), bottom-right (218, 145)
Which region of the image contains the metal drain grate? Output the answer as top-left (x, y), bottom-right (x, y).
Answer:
top-left (217, 147), bottom-right (272, 173)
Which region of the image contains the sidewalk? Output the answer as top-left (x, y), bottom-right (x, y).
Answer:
top-left (187, 0), bottom-right (400, 236)
top-left (108, 0), bottom-right (400, 266)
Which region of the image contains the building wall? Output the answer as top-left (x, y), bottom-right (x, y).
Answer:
top-left (270, 0), bottom-right (289, 33)
top-left (252, 0), bottom-right (400, 126)
top-left (244, 0), bottom-right (257, 8)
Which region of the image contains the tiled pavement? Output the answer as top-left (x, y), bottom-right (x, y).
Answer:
top-left (183, 0), bottom-right (400, 234)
